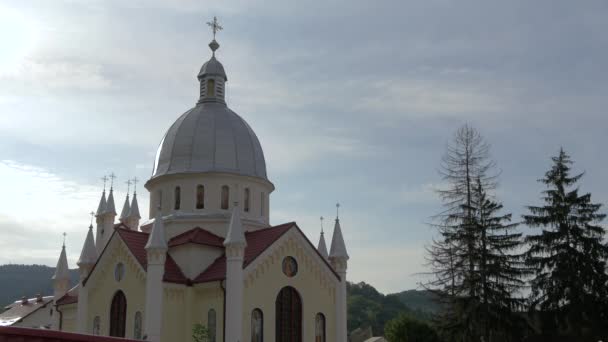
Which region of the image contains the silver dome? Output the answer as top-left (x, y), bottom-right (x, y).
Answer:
top-left (152, 102), bottom-right (268, 180)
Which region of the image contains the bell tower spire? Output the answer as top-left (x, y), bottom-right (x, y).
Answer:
top-left (198, 16), bottom-right (227, 104)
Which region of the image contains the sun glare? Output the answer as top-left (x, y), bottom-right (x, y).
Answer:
top-left (0, 7), bottom-right (39, 75)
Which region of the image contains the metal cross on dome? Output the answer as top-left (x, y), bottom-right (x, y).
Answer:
top-left (207, 16), bottom-right (223, 40)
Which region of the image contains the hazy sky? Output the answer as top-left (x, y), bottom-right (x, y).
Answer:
top-left (0, 0), bottom-right (607, 294)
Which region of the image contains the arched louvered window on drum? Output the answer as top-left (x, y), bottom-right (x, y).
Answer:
top-left (244, 188), bottom-right (250, 212)
top-left (109, 290), bottom-right (127, 337)
top-left (251, 308), bottom-right (263, 342)
top-left (207, 79), bottom-right (215, 97)
top-left (174, 186), bottom-right (181, 210)
top-left (275, 286), bottom-right (302, 342)
top-left (196, 185), bottom-right (205, 209)
top-left (221, 185), bottom-right (230, 210)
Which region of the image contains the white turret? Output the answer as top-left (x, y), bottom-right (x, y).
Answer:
top-left (317, 216), bottom-right (329, 260)
top-left (119, 194), bottom-right (131, 224)
top-left (318, 230), bottom-right (329, 260)
top-left (126, 192), bottom-right (141, 230)
top-left (98, 187), bottom-right (117, 250)
top-left (329, 204), bottom-right (349, 342)
top-left (52, 241), bottom-right (70, 330)
top-left (224, 203), bottom-right (247, 342)
top-left (144, 208), bottom-right (167, 342)
top-left (95, 190), bottom-right (106, 253)
top-left (76, 224), bottom-right (97, 333)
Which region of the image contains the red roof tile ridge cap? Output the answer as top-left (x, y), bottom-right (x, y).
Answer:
top-left (169, 226), bottom-right (222, 242)
top-left (245, 222), bottom-right (295, 235)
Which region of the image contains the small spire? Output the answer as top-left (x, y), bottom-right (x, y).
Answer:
top-left (224, 202), bottom-right (247, 247)
top-left (146, 206), bottom-right (167, 250)
top-left (96, 188), bottom-right (107, 216)
top-left (77, 223), bottom-right (98, 267)
top-left (329, 207), bottom-right (349, 260)
top-left (104, 187), bottom-right (117, 216)
top-left (52, 239), bottom-right (70, 280)
top-left (336, 202), bottom-right (340, 219)
top-left (89, 212), bottom-right (95, 226)
top-left (128, 192), bottom-right (141, 220)
top-left (318, 216), bottom-right (329, 259)
top-left (120, 193), bottom-right (131, 222)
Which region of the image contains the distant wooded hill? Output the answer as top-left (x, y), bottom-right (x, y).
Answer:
top-left (347, 282), bottom-right (438, 336)
top-left (0, 265), bottom-right (437, 336)
top-left (0, 264), bottom-right (79, 307)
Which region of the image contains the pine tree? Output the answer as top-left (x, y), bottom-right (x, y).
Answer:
top-left (523, 148), bottom-right (608, 338)
top-left (427, 125), bottom-right (527, 341)
top-left (471, 179), bottom-right (527, 342)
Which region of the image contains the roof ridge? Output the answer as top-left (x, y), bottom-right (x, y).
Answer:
top-left (245, 222), bottom-right (295, 235)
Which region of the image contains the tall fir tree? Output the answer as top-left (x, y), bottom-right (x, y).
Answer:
top-left (471, 179), bottom-right (527, 342)
top-left (427, 125), bottom-right (526, 342)
top-left (523, 148), bottom-right (608, 338)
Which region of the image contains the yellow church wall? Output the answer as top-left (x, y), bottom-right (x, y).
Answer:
top-left (242, 228), bottom-right (339, 341)
top-left (59, 303), bottom-right (77, 332)
top-left (193, 283), bottom-right (224, 342)
top-left (85, 234), bottom-right (147, 338)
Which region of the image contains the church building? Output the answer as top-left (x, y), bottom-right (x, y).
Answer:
top-left (50, 19), bottom-right (349, 342)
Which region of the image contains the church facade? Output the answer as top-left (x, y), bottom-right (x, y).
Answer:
top-left (50, 24), bottom-right (349, 342)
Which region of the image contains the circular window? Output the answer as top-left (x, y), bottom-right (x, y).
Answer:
top-left (114, 263), bottom-right (125, 282)
top-left (282, 256), bottom-right (298, 277)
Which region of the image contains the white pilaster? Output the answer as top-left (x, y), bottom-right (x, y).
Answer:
top-left (223, 204), bottom-right (247, 342)
top-left (144, 208), bottom-right (167, 342)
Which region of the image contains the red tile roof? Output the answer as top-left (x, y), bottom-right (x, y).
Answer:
top-left (194, 222), bottom-right (294, 283)
top-left (168, 227), bottom-right (224, 248)
top-left (0, 326), bottom-right (139, 342)
top-left (115, 229), bottom-right (188, 284)
top-left (82, 222), bottom-right (323, 289)
top-left (55, 294), bottom-right (78, 306)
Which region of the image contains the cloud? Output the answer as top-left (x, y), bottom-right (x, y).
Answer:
top-left (0, 160), bottom-right (149, 266)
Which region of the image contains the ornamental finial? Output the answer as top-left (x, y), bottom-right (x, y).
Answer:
top-left (320, 216), bottom-right (325, 234)
top-left (206, 16), bottom-right (223, 55)
top-left (132, 177), bottom-right (139, 195)
top-left (336, 203), bottom-right (341, 219)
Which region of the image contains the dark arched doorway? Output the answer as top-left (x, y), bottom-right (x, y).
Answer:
top-left (275, 286), bottom-right (302, 342)
top-left (109, 290), bottom-right (127, 337)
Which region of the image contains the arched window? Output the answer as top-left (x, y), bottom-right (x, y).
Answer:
top-left (207, 79), bottom-right (215, 97)
top-left (109, 291), bottom-right (127, 337)
top-left (315, 313), bottom-right (326, 342)
top-left (196, 185), bottom-right (205, 209)
top-left (275, 286), bottom-right (302, 342)
top-left (93, 316), bottom-right (100, 335)
top-left (174, 186), bottom-right (181, 210)
top-left (244, 188), bottom-right (250, 212)
top-left (221, 185), bottom-right (229, 210)
top-left (134, 311), bottom-right (142, 340)
top-left (158, 190), bottom-right (163, 209)
top-left (208, 309), bottom-right (217, 342)
top-left (251, 308), bottom-right (263, 342)
top-left (260, 192), bottom-right (265, 216)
